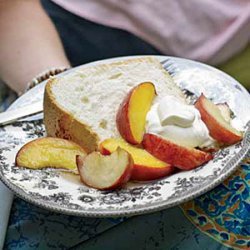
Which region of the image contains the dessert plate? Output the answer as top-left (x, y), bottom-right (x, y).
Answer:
top-left (0, 56), bottom-right (249, 217)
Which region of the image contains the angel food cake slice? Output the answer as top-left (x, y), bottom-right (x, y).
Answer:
top-left (44, 57), bottom-right (186, 152)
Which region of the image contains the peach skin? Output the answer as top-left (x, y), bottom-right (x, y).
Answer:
top-left (100, 138), bottom-right (175, 181)
top-left (116, 82), bottom-right (156, 144)
top-left (142, 133), bottom-right (213, 170)
top-left (76, 148), bottom-right (133, 190)
top-left (195, 94), bottom-right (243, 145)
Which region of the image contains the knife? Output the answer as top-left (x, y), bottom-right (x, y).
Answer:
top-left (0, 101), bottom-right (43, 126)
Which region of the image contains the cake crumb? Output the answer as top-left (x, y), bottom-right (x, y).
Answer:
top-left (81, 96), bottom-right (89, 103)
top-left (109, 73), bottom-right (122, 79)
top-left (99, 119), bottom-right (107, 129)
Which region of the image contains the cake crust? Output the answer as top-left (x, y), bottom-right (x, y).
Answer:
top-left (44, 78), bottom-right (100, 153)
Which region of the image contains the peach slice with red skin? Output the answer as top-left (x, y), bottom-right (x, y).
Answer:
top-left (16, 137), bottom-right (87, 172)
top-left (100, 138), bottom-right (175, 181)
top-left (195, 94), bottom-right (243, 145)
top-left (116, 82), bottom-right (156, 145)
top-left (216, 103), bottom-right (231, 123)
top-left (142, 133), bottom-right (213, 170)
top-left (76, 148), bottom-right (133, 190)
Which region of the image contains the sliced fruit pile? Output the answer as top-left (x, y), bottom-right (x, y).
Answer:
top-left (114, 82), bottom-right (214, 171)
top-left (16, 82), bottom-right (243, 190)
top-left (113, 83), bottom-right (243, 174)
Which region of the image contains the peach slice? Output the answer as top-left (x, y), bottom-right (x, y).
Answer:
top-left (100, 138), bottom-right (174, 181)
top-left (76, 148), bottom-right (133, 190)
top-left (195, 94), bottom-right (243, 145)
top-left (217, 103), bottom-right (231, 123)
top-left (116, 82), bottom-right (156, 144)
top-left (16, 137), bottom-right (86, 171)
top-left (142, 133), bottom-right (213, 170)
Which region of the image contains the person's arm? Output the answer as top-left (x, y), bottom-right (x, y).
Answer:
top-left (0, 0), bottom-right (70, 94)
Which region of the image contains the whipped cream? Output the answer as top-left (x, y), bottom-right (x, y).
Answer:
top-left (146, 95), bottom-right (215, 148)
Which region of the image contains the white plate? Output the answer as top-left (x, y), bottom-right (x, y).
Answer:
top-left (0, 56), bottom-right (249, 217)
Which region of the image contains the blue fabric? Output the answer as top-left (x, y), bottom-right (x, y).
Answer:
top-left (4, 198), bottom-right (124, 250)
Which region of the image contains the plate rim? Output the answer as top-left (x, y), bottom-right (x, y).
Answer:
top-left (0, 55), bottom-right (250, 217)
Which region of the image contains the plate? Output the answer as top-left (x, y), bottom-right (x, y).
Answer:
top-left (0, 56), bottom-right (250, 217)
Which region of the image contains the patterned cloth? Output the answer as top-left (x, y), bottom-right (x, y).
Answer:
top-left (181, 159), bottom-right (250, 249)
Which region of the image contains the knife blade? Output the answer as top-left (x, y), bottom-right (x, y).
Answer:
top-left (0, 101), bottom-right (43, 126)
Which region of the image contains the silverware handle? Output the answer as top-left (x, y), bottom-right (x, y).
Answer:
top-left (0, 102), bottom-right (43, 126)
